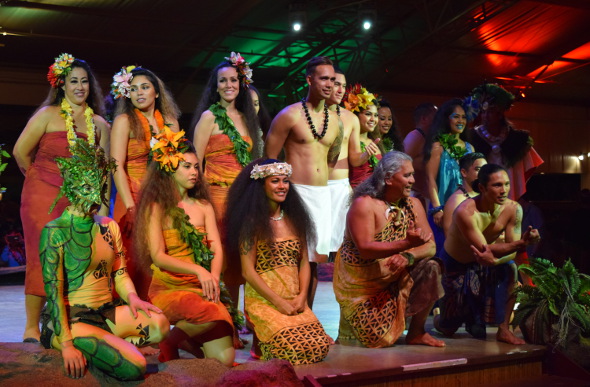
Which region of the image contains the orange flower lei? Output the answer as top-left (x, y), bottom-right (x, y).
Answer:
top-left (134, 109), bottom-right (165, 141)
top-left (150, 127), bottom-right (189, 172)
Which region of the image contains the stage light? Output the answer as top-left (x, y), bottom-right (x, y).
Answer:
top-left (359, 8), bottom-right (376, 32)
top-left (578, 153), bottom-right (584, 161)
top-left (289, 2), bottom-right (306, 33)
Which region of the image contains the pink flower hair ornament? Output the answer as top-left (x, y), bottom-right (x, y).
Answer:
top-left (111, 65), bottom-right (138, 99)
top-left (225, 52), bottom-right (253, 87)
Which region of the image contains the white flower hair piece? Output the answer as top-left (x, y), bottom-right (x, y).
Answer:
top-left (225, 52), bottom-right (253, 87)
top-left (250, 162), bottom-right (293, 180)
top-left (111, 65), bottom-right (137, 99)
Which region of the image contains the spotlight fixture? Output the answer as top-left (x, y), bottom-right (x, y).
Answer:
top-left (289, 2), bottom-right (307, 33)
top-left (578, 152), bottom-right (584, 161)
top-left (359, 8), bottom-right (376, 31)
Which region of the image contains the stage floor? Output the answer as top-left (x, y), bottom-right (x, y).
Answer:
top-left (0, 273), bottom-right (554, 385)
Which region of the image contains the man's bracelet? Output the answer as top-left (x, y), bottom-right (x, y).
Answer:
top-left (428, 206), bottom-right (443, 216)
top-left (400, 252), bottom-right (415, 266)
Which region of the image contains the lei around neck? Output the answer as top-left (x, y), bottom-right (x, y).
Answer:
top-left (60, 99), bottom-right (96, 148)
top-left (170, 206), bottom-right (245, 329)
top-left (210, 103), bottom-right (252, 167)
top-left (437, 133), bottom-right (467, 161)
top-left (134, 108), bottom-right (167, 141)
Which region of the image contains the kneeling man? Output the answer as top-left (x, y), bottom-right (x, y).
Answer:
top-left (333, 151), bottom-right (445, 348)
top-left (436, 164), bottom-right (539, 344)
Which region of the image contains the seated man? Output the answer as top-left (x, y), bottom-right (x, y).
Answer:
top-left (40, 139), bottom-right (169, 380)
top-left (442, 152), bottom-right (487, 235)
top-left (333, 151), bottom-right (445, 348)
top-left (436, 164), bottom-right (540, 344)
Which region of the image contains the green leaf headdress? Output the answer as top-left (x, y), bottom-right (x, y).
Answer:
top-left (49, 138), bottom-right (117, 214)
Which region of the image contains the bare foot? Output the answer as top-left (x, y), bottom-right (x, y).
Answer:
top-left (22, 329), bottom-right (41, 342)
top-left (496, 327), bottom-right (525, 345)
top-left (406, 332), bottom-right (446, 347)
top-left (138, 346), bottom-right (160, 356)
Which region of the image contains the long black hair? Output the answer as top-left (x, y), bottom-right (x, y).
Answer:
top-left (422, 98), bottom-right (468, 162)
top-left (224, 158), bottom-right (316, 265)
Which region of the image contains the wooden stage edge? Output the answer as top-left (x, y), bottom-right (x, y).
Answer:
top-left (292, 329), bottom-right (588, 386)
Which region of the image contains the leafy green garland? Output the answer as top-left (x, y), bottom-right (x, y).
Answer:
top-left (437, 133), bottom-right (468, 161)
top-left (210, 103), bottom-right (251, 167)
top-left (0, 144), bottom-right (10, 193)
top-left (513, 257), bottom-right (590, 347)
top-left (361, 141), bottom-right (379, 168)
top-left (170, 207), bottom-right (245, 329)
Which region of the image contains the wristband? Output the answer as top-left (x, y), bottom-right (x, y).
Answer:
top-left (428, 206), bottom-right (443, 216)
top-left (400, 252), bottom-right (415, 266)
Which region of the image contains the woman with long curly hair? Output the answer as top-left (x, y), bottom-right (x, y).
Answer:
top-left (110, 66), bottom-right (180, 298)
top-left (133, 133), bottom-right (234, 366)
top-left (423, 98), bottom-right (473, 253)
top-left (224, 158), bottom-right (330, 364)
top-left (13, 53), bottom-right (110, 342)
top-left (191, 53), bottom-right (263, 333)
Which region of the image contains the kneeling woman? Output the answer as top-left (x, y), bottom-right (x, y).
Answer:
top-left (225, 159), bottom-right (330, 365)
top-left (40, 139), bottom-right (168, 381)
top-left (134, 130), bottom-right (235, 367)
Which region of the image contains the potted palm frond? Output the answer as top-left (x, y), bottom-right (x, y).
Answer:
top-left (513, 257), bottom-right (590, 369)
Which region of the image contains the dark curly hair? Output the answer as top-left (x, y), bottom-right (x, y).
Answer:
top-left (39, 58), bottom-right (105, 117)
top-left (422, 98), bottom-right (468, 162)
top-left (224, 158), bottom-right (316, 267)
top-left (113, 67), bottom-right (181, 141)
top-left (133, 142), bottom-right (210, 274)
top-left (190, 60), bottom-right (262, 158)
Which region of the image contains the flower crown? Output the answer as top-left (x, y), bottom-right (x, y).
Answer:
top-left (150, 127), bottom-right (190, 173)
top-left (47, 53), bottom-right (75, 88)
top-left (225, 52), bottom-right (253, 87)
top-left (250, 162), bottom-right (293, 180)
top-left (342, 83), bottom-right (378, 113)
top-left (111, 65), bottom-right (138, 99)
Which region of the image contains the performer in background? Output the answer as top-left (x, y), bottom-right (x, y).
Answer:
top-left (40, 139), bottom-right (168, 380)
top-left (13, 53), bottom-right (110, 342)
top-left (110, 66), bottom-right (180, 299)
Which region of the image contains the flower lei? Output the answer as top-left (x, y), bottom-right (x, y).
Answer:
top-left (149, 127), bottom-right (189, 172)
top-left (111, 65), bottom-right (137, 99)
top-left (437, 133), bottom-right (467, 161)
top-left (134, 109), bottom-right (166, 143)
top-left (225, 52), bottom-right (253, 87)
top-left (47, 53), bottom-right (75, 88)
top-left (360, 141), bottom-right (379, 168)
top-left (210, 103), bottom-right (252, 167)
top-left (171, 207), bottom-right (245, 329)
top-left (343, 83), bottom-right (378, 113)
top-left (60, 99), bottom-right (96, 148)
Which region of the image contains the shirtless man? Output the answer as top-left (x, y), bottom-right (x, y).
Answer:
top-left (437, 164), bottom-right (540, 344)
top-left (402, 103), bottom-right (437, 207)
top-left (442, 152), bottom-right (486, 234)
top-left (327, 66), bottom-right (379, 257)
top-left (265, 56), bottom-right (341, 308)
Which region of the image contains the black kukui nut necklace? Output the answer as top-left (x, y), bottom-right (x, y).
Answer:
top-left (301, 98), bottom-right (329, 140)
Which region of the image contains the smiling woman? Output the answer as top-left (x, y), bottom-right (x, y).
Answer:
top-left (12, 53), bottom-right (110, 343)
top-left (110, 66), bottom-right (181, 299)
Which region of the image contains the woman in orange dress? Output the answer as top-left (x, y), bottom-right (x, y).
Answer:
top-left (191, 53), bottom-right (262, 326)
top-left (13, 53), bottom-right (110, 342)
top-left (134, 133), bottom-right (235, 366)
top-left (110, 66), bottom-right (180, 298)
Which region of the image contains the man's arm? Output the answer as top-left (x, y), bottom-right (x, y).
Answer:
top-left (404, 197), bottom-right (436, 260)
top-left (348, 196), bottom-right (429, 260)
top-left (264, 106), bottom-right (296, 159)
